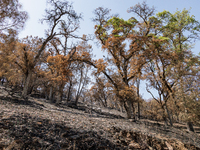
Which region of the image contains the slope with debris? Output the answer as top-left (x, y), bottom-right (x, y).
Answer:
top-left (0, 86), bottom-right (200, 150)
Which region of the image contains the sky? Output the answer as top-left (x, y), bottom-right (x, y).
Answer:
top-left (18, 0), bottom-right (200, 99)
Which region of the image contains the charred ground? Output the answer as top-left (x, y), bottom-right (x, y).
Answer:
top-left (0, 86), bottom-right (200, 150)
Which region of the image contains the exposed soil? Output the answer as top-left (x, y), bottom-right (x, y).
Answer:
top-left (0, 85), bottom-right (200, 150)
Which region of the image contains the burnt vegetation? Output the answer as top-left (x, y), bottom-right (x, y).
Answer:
top-left (0, 0), bottom-right (200, 149)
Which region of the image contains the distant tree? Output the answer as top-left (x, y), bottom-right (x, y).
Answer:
top-left (47, 46), bottom-right (77, 102)
top-left (90, 75), bottom-right (111, 107)
top-left (74, 63), bottom-right (90, 106)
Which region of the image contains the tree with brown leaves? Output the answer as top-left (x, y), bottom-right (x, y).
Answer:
top-left (73, 3), bottom-right (158, 119)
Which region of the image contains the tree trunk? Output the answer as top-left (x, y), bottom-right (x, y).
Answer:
top-left (161, 105), bottom-right (169, 126)
top-left (119, 104), bottom-right (123, 113)
top-left (75, 67), bottom-right (88, 106)
top-left (165, 104), bottom-right (173, 126)
top-left (67, 80), bottom-right (72, 103)
top-left (45, 93), bottom-right (48, 100)
top-left (119, 101), bottom-right (124, 113)
top-left (123, 99), bottom-right (134, 119)
top-left (137, 102), bottom-right (140, 119)
top-left (163, 113), bottom-right (168, 126)
top-left (28, 84), bottom-right (34, 95)
top-left (1, 77), bottom-right (5, 85)
top-left (22, 70), bottom-right (32, 99)
top-left (187, 122), bottom-right (194, 132)
top-left (49, 86), bottom-right (53, 101)
top-left (136, 78), bottom-right (140, 119)
top-left (57, 83), bottom-right (64, 104)
top-left (57, 90), bottom-right (63, 104)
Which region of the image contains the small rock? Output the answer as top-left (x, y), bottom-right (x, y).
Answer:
top-left (129, 119), bottom-right (135, 122)
top-left (165, 141), bottom-right (173, 150)
top-left (128, 142), bottom-right (140, 149)
top-left (119, 130), bottom-right (127, 137)
top-left (68, 135), bottom-right (81, 140)
top-left (125, 137), bottom-right (132, 142)
top-left (127, 132), bottom-right (132, 138)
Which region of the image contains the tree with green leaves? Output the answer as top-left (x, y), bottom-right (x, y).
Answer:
top-left (145, 8), bottom-right (200, 126)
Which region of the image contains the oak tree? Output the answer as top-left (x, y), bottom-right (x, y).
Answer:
top-left (145, 9), bottom-right (200, 126)
top-left (74, 3), bottom-right (158, 119)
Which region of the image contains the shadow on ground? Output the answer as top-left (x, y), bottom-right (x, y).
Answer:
top-left (0, 96), bottom-right (45, 110)
top-left (49, 101), bottom-right (125, 119)
top-left (0, 113), bottom-right (120, 150)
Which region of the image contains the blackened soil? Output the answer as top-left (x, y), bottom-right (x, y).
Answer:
top-left (0, 87), bottom-right (200, 149)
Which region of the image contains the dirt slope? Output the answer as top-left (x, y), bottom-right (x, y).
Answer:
top-left (0, 86), bottom-right (200, 150)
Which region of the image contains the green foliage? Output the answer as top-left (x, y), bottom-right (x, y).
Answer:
top-left (157, 9), bottom-right (200, 38)
top-left (106, 17), bottom-right (137, 37)
top-left (158, 36), bottom-right (170, 41)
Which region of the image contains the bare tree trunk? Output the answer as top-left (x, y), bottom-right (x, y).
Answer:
top-left (119, 104), bottom-right (123, 113)
top-left (67, 80), bottom-right (72, 103)
top-left (187, 122), bottom-right (194, 132)
top-left (132, 102), bottom-right (136, 119)
top-left (119, 101), bottom-right (124, 113)
top-left (160, 105), bottom-right (169, 126)
top-left (1, 77), bottom-right (5, 85)
top-left (57, 83), bottom-right (65, 104)
top-left (75, 67), bottom-right (88, 106)
top-left (136, 78), bottom-right (140, 119)
top-left (28, 84), bottom-right (34, 95)
top-left (22, 70), bottom-right (32, 99)
top-left (174, 100), bottom-right (180, 122)
top-left (49, 86), bottom-right (53, 101)
top-left (180, 78), bottom-right (193, 130)
top-left (165, 104), bottom-right (173, 126)
top-left (124, 99), bottom-right (134, 119)
top-left (45, 93), bottom-right (48, 100)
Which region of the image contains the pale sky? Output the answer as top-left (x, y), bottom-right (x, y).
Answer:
top-left (18, 0), bottom-right (200, 99)
top-left (18, 0), bottom-right (200, 54)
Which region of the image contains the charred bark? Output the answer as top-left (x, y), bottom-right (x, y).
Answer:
top-left (22, 70), bottom-right (32, 99)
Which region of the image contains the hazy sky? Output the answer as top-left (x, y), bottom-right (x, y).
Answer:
top-left (18, 0), bottom-right (200, 99)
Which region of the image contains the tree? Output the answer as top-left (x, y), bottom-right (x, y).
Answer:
top-left (46, 51), bottom-right (75, 102)
top-left (0, 0), bottom-right (82, 99)
top-left (74, 63), bottom-right (90, 106)
top-left (174, 66), bottom-right (200, 125)
top-left (136, 77), bottom-right (141, 119)
top-left (90, 75), bottom-right (111, 107)
top-left (20, 0), bottom-right (82, 98)
top-left (73, 4), bottom-right (159, 119)
top-left (0, 0), bottom-right (28, 33)
top-left (0, 0), bottom-right (28, 85)
top-left (0, 30), bottom-right (18, 85)
top-left (145, 9), bottom-right (200, 126)
top-left (93, 4), bottom-right (161, 119)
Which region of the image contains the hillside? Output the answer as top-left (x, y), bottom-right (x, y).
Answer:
top-left (0, 86), bottom-right (200, 150)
